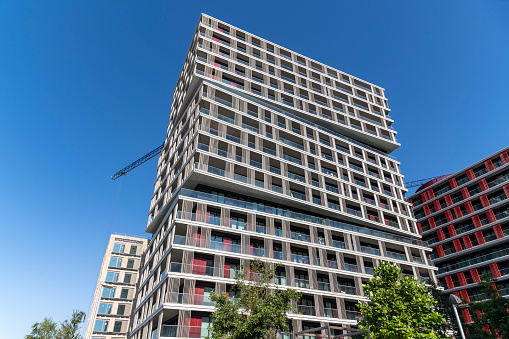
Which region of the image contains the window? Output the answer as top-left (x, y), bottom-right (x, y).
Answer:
top-left (124, 273), bottom-right (132, 284)
top-left (109, 257), bottom-right (122, 268)
top-left (94, 320), bottom-right (108, 332)
top-left (117, 304), bottom-right (126, 315)
top-left (129, 246), bottom-right (137, 255)
top-left (101, 287), bottom-right (115, 298)
top-left (275, 270), bottom-right (286, 286)
top-left (98, 303), bottom-right (112, 315)
top-left (120, 288), bottom-right (129, 299)
top-left (126, 259), bottom-right (135, 269)
top-left (106, 272), bottom-right (119, 282)
top-left (113, 321), bottom-right (122, 333)
top-left (112, 243), bottom-right (125, 253)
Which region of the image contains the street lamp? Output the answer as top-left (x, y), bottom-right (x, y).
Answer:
top-left (449, 294), bottom-right (466, 339)
top-left (84, 282), bottom-right (115, 339)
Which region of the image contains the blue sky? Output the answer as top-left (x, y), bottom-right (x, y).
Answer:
top-left (0, 0), bottom-right (508, 337)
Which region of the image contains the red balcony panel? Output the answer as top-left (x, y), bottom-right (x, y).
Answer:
top-left (459, 289), bottom-right (470, 303)
top-left (484, 159), bottom-right (495, 172)
top-left (433, 200), bottom-right (442, 212)
top-left (423, 205), bottom-right (431, 216)
top-left (428, 217), bottom-right (436, 229)
top-left (500, 151), bottom-right (509, 164)
top-left (489, 263), bottom-right (501, 278)
top-left (472, 215), bottom-right (482, 228)
top-left (462, 235), bottom-right (473, 249)
top-left (453, 239), bottom-right (463, 252)
top-left (475, 231), bottom-right (486, 245)
top-left (453, 206), bottom-right (463, 219)
top-left (436, 245), bottom-right (445, 257)
top-left (409, 198), bottom-right (414, 207)
top-left (460, 187), bottom-right (470, 199)
top-left (479, 178), bottom-right (489, 191)
top-left (444, 275), bottom-right (454, 289)
top-left (462, 308), bottom-right (473, 323)
top-left (503, 184), bottom-right (509, 198)
top-left (416, 222), bottom-right (423, 234)
top-left (466, 169), bottom-right (476, 180)
top-left (486, 209), bottom-right (496, 223)
top-left (427, 189), bottom-right (435, 199)
top-left (447, 224), bottom-right (457, 237)
top-left (457, 272), bottom-right (467, 286)
top-left (444, 195), bottom-right (453, 206)
top-left (445, 210), bottom-right (454, 222)
top-left (470, 268), bottom-right (481, 283)
top-left (437, 229), bottom-right (446, 241)
top-left (421, 192), bottom-right (428, 203)
top-left (465, 201), bottom-right (474, 214)
top-left (480, 194), bottom-right (490, 208)
top-left (449, 178), bottom-right (458, 189)
top-left (493, 224), bottom-right (504, 239)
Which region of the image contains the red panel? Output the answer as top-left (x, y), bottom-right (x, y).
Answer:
top-left (479, 178), bottom-right (489, 191)
top-left (489, 263), bottom-right (501, 278)
top-left (423, 205), bottom-right (431, 216)
top-left (465, 201), bottom-right (474, 214)
top-left (409, 198), bottom-right (414, 207)
top-left (462, 235), bottom-right (473, 249)
top-left (429, 217), bottom-right (436, 229)
top-left (433, 200), bottom-right (442, 212)
top-left (445, 210), bottom-right (454, 222)
top-left (494, 224), bottom-right (505, 239)
top-left (189, 316), bottom-right (202, 338)
top-left (224, 237), bottom-right (231, 252)
top-left (466, 169), bottom-right (476, 180)
top-left (475, 231), bottom-right (486, 245)
top-left (449, 178), bottom-right (458, 189)
top-left (444, 195), bottom-right (453, 206)
top-left (500, 151), bottom-right (509, 164)
top-left (459, 289), bottom-right (470, 303)
top-left (447, 224), bottom-right (457, 237)
top-left (437, 229), bottom-right (446, 241)
top-left (453, 239), bottom-right (463, 252)
top-left (436, 245), bottom-right (445, 258)
top-left (472, 215), bottom-right (482, 228)
top-left (427, 189), bottom-right (435, 199)
top-left (458, 272), bottom-right (467, 286)
top-left (421, 192), bottom-right (428, 203)
top-left (486, 209), bottom-right (496, 223)
top-left (416, 222), bottom-right (423, 234)
top-left (194, 285), bottom-right (204, 305)
top-left (484, 159), bottom-right (495, 172)
top-left (192, 257), bottom-right (207, 275)
top-left (453, 206), bottom-right (463, 219)
top-left (503, 184), bottom-right (509, 198)
top-left (480, 194), bottom-right (490, 208)
top-left (224, 262), bottom-right (230, 278)
top-left (462, 309), bottom-right (472, 323)
top-left (444, 276), bottom-right (455, 289)
top-left (195, 232), bottom-right (201, 247)
top-left (470, 268), bottom-right (480, 283)
top-left (460, 187), bottom-right (470, 199)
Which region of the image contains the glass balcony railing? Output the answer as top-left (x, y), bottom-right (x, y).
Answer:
top-left (327, 260), bottom-right (338, 269)
top-left (296, 305), bottom-right (315, 316)
top-left (332, 240), bottom-right (345, 249)
top-left (291, 254), bottom-right (310, 264)
top-left (365, 267), bottom-right (375, 275)
top-left (295, 278), bottom-right (310, 289)
top-left (346, 310), bottom-right (361, 320)
top-left (345, 263), bottom-right (358, 272)
top-left (338, 285), bottom-right (357, 295)
top-left (273, 251), bottom-right (283, 260)
top-left (386, 251), bottom-right (407, 261)
top-left (324, 308), bottom-right (337, 318)
top-left (291, 232), bottom-right (311, 242)
top-left (360, 246), bottom-right (380, 256)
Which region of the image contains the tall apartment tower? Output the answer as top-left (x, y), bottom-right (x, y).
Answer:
top-left (129, 14), bottom-right (435, 339)
top-left (85, 234), bottom-right (148, 339)
top-left (409, 147), bottom-right (509, 324)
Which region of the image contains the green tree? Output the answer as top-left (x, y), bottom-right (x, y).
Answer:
top-left (25, 310), bottom-right (86, 339)
top-left (466, 276), bottom-right (509, 339)
top-left (207, 260), bottom-right (301, 339)
top-left (357, 261), bottom-right (447, 339)
top-left (427, 281), bottom-right (460, 337)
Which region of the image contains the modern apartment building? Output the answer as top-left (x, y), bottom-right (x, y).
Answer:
top-left (129, 14), bottom-right (435, 339)
top-left (409, 147), bottom-right (509, 323)
top-left (85, 234), bottom-right (149, 339)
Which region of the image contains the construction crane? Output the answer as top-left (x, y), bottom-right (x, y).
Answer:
top-left (111, 143), bottom-right (165, 180)
top-left (404, 175), bottom-right (451, 189)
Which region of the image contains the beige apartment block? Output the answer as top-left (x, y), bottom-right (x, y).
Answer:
top-left (84, 234), bottom-right (148, 339)
top-left (128, 13), bottom-right (436, 339)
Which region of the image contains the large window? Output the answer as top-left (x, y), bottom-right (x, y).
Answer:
top-left (112, 243), bottom-right (125, 253)
top-left (120, 288), bottom-right (129, 299)
top-left (101, 287), bottom-right (115, 298)
top-left (105, 272), bottom-right (119, 282)
top-left (130, 246), bottom-right (137, 255)
top-left (93, 320), bottom-right (108, 332)
top-left (123, 273), bottom-right (132, 284)
top-left (113, 321), bottom-right (122, 333)
top-left (126, 259), bottom-right (135, 269)
top-left (117, 304), bottom-right (126, 315)
top-left (109, 257), bottom-right (122, 268)
top-left (97, 303), bottom-right (112, 315)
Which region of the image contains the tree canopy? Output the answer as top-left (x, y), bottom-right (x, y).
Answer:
top-left (357, 261), bottom-right (446, 339)
top-left (25, 310), bottom-right (86, 339)
top-left (207, 260), bottom-right (301, 339)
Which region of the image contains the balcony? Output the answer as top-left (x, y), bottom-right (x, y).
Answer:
top-left (291, 254), bottom-right (310, 265)
top-left (338, 285), bottom-right (357, 295)
top-left (296, 305), bottom-right (316, 316)
top-left (345, 263), bottom-right (358, 272)
top-left (386, 251), bottom-right (407, 261)
top-left (291, 232), bottom-right (311, 242)
top-left (360, 246), bottom-right (380, 256)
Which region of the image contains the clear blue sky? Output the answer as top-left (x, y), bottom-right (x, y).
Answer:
top-left (1, 1), bottom-right (508, 337)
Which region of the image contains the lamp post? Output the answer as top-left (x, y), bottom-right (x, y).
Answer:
top-left (449, 294), bottom-right (466, 339)
top-left (84, 282), bottom-right (115, 339)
